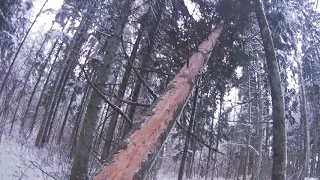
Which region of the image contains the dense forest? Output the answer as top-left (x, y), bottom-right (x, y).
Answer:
top-left (0, 0), bottom-right (320, 179)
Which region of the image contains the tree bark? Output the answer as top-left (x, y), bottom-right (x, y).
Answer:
top-left (56, 87), bottom-right (76, 144)
top-left (19, 23), bottom-right (57, 131)
top-left (69, 0), bottom-right (132, 179)
top-left (31, 42), bottom-right (63, 135)
top-left (9, 47), bottom-right (38, 134)
top-left (178, 86), bottom-right (199, 180)
top-left (122, 4), bottom-right (165, 137)
top-left (243, 71), bottom-right (252, 180)
top-left (254, 0), bottom-right (287, 179)
top-left (0, 0), bottom-right (48, 96)
top-left (298, 62), bottom-right (310, 179)
top-left (253, 73), bottom-right (264, 180)
top-left (93, 25), bottom-right (223, 180)
top-left (100, 21), bottom-right (145, 161)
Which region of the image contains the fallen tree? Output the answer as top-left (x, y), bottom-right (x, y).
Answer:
top-left (94, 24), bottom-right (224, 180)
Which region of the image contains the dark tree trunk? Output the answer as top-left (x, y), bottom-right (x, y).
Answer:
top-left (69, 1), bottom-right (132, 179)
top-left (100, 21), bottom-right (145, 161)
top-left (255, 0), bottom-right (287, 179)
top-left (30, 42), bottom-right (64, 134)
top-left (56, 87), bottom-right (77, 144)
top-left (0, 0), bottom-right (48, 96)
top-left (178, 86), bottom-right (199, 180)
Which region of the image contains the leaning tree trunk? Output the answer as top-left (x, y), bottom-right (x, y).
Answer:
top-left (254, 0), bottom-right (286, 179)
top-left (93, 25), bottom-right (223, 180)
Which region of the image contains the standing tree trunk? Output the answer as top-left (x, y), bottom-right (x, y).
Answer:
top-left (93, 25), bottom-right (223, 180)
top-left (35, 8), bottom-right (92, 145)
top-left (0, 0), bottom-right (48, 96)
top-left (211, 92), bottom-right (224, 180)
top-left (30, 42), bottom-right (64, 134)
top-left (99, 20), bottom-right (145, 161)
top-left (121, 3), bottom-right (165, 137)
top-left (18, 22), bottom-right (57, 131)
top-left (298, 62), bottom-right (310, 179)
top-left (69, 0), bottom-right (132, 179)
top-left (9, 46), bottom-right (38, 134)
top-left (253, 72), bottom-right (264, 180)
top-left (56, 87), bottom-right (77, 144)
top-left (243, 71), bottom-right (252, 180)
top-left (178, 86), bottom-right (199, 180)
top-left (254, 0), bottom-right (286, 179)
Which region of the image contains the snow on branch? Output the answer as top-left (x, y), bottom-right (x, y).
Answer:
top-left (220, 142), bottom-right (260, 155)
top-left (46, 29), bottom-right (71, 43)
top-left (0, 30), bottom-right (19, 48)
top-left (79, 64), bottom-right (133, 127)
top-left (176, 121), bottom-right (224, 155)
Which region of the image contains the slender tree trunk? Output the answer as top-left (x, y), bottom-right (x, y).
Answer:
top-left (9, 47), bottom-right (38, 134)
top-left (152, 147), bottom-right (164, 180)
top-left (17, 26), bottom-right (56, 132)
top-left (35, 63), bottom-right (64, 147)
top-left (30, 43), bottom-right (63, 135)
top-left (21, 22), bottom-right (67, 131)
top-left (243, 72), bottom-right (252, 180)
top-left (0, 0), bottom-right (48, 96)
top-left (178, 86), bottom-right (199, 180)
top-left (56, 87), bottom-right (77, 144)
top-left (44, 67), bottom-right (70, 143)
top-left (100, 21), bottom-right (145, 161)
top-left (35, 12), bottom-right (91, 145)
top-left (205, 115), bottom-right (215, 180)
top-left (253, 73), bottom-right (264, 180)
top-left (121, 3), bottom-right (165, 137)
top-left (211, 94), bottom-right (224, 180)
top-left (254, 0), bottom-right (286, 179)
top-left (69, 83), bottom-right (91, 157)
top-left (94, 25), bottom-right (223, 180)
top-left (42, 17), bottom-right (93, 144)
top-left (69, 1), bottom-right (132, 179)
top-left (298, 62), bottom-right (310, 179)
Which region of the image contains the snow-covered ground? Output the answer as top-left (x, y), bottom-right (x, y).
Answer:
top-left (0, 134), bottom-right (69, 180)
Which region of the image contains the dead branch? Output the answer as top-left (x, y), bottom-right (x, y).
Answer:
top-left (176, 121), bottom-right (225, 155)
top-left (120, 38), bottom-right (158, 100)
top-left (106, 93), bottom-right (150, 107)
top-left (29, 161), bottom-right (58, 180)
top-left (79, 65), bottom-right (133, 127)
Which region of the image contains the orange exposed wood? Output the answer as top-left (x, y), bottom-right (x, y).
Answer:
top-left (94, 26), bottom-right (223, 180)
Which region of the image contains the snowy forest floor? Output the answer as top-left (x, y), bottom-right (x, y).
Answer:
top-left (0, 134), bottom-right (69, 180)
top-left (0, 134), bottom-right (228, 180)
top-left (0, 135), bottom-right (318, 180)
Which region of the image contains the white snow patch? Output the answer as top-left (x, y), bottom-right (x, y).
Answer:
top-left (0, 135), bottom-right (70, 179)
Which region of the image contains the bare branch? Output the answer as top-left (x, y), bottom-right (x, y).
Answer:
top-left (79, 65), bottom-right (133, 127)
top-left (176, 121), bottom-right (224, 155)
top-left (106, 93), bottom-right (150, 107)
top-left (120, 37), bottom-right (158, 100)
top-left (29, 161), bottom-right (58, 180)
